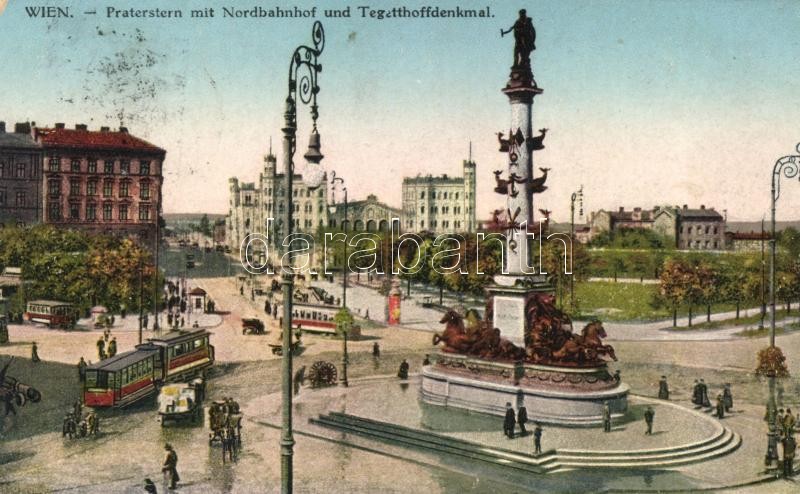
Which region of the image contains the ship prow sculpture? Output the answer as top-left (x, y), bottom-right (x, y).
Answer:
top-left (420, 11), bottom-right (628, 427)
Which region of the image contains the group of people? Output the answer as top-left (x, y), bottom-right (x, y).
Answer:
top-left (95, 330), bottom-right (117, 361)
top-left (777, 408), bottom-right (797, 477)
top-left (689, 379), bottom-right (734, 419)
top-left (209, 397), bottom-right (243, 464)
top-left (503, 403), bottom-right (544, 454)
top-left (62, 400), bottom-right (98, 439)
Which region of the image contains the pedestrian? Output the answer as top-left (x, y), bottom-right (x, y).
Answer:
top-left (96, 337), bottom-right (106, 360)
top-left (658, 375), bottom-right (669, 400)
top-left (691, 379), bottom-right (701, 406)
top-left (143, 313), bottom-right (149, 328)
top-left (517, 405), bottom-right (528, 436)
top-left (397, 359), bottom-right (409, 379)
top-left (423, 354), bottom-right (431, 366)
top-left (778, 409), bottom-right (786, 436)
top-left (602, 401), bottom-right (612, 432)
top-left (723, 384), bottom-right (733, 412)
top-left (144, 478), bottom-right (158, 494)
top-left (73, 399), bottom-right (82, 419)
top-left (533, 423), bottom-right (543, 455)
top-left (87, 410), bottom-right (98, 436)
top-left (167, 313), bottom-right (173, 327)
top-left (265, 300), bottom-right (271, 315)
top-left (30, 342), bottom-right (40, 362)
top-left (783, 433), bottom-right (796, 477)
top-left (162, 443), bottom-right (180, 490)
top-left (3, 391), bottom-right (16, 416)
top-left (715, 394), bottom-right (725, 419)
top-left (77, 357), bottom-right (87, 382)
top-left (62, 412), bottom-right (74, 437)
top-left (180, 316), bottom-right (185, 328)
top-left (240, 285), bottom-right (244, 296)
top-left (103, 329), bottom-right (110, 342)
top-left (272, 303), bottom-right (278, 320)
top-left (108, 337), bottom-right (117, 358)
top-left (372, 342), bottom-right (380, 358)
top-left (503, 402), bottom-right (516, 439)
top-left (783, 408), bottom-right (796, 436)
top-left (644, 405), bottom-right (655, 435)
top-left (193, 321), bottom-right (199, 328)
top-left (699, 379), bottom-right (711, 407)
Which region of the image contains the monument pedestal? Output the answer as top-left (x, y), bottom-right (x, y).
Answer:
top-left (486, 275), bottom-right (552, 347)
top-left (420, 353), bottom-right (629, 427)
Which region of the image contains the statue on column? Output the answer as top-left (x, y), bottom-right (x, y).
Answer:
top-left (501, 9), bottom-right (536, 69)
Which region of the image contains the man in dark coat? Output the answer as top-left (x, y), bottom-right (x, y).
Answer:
top-left (162, 443), bottom-right (180, 489)
top-left (723, 384), bottom-right (733, 412)
top-left (783, 434), bottom-right (796, 477)
top-left (644, 405), bottom-right (655, 435)
top-left (397, 359), bottom-right (409, 379)
top-left (715, 394), bottom-right (725, 419)
top-left (503, 403), bottom-right (516, 439)
top-left (77, 357), bottom-right (87, 382)
top-left (517, 405), bottom-right (528, 436)
top-left (533, 423), bottom-right (543, 454)
top-left (699, 379), bottom-right (711, 407)
top-left (372, 342), bottom-right (380, 358)
top-left (602, 402), bottom-right (612, 432)
top-left (691, 380), bottom-right (701, 406)
top-left (658, 376), bottom-right (670, 400)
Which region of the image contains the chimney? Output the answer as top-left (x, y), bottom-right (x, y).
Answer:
top-left (683, 204), bottom-right (687, 210)
top-left (14, 122), bottom-right (31, 134)
top-left (100, 126), bottom-right (110, 132)
top-left (618, 207), bottom-right (624, 213)
top-left (0, 121), bottom-right (5, 133)
top-left (700, 204), bottom-right (705, 209)
top-left (119, 126), bottom-right (128, 133)
top-left (75, 123), bottom-right (88, 131)
top-left (55, 122), bottom-right (65, 129)
top-left (634, 207), bottom-right (641, 212)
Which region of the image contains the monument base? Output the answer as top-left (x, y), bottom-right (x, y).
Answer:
top-left (420, 353), bottom-right (629, 427)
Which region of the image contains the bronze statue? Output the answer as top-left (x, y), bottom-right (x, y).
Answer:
top-left (501, 9), bottom-right (536, 69)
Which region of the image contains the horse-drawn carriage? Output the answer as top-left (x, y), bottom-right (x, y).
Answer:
top-left (268, 331), bottom-right (302, 356)
top-left (208, 400), bottom-right (242, 462)
top-left (242, 318), bottom-right (267, 335)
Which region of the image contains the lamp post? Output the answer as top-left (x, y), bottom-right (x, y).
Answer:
top-left (569, 185), bottom-right (583, 311)
top-left (329, 171), bottom-right (349, 387)
top-left (765, 142), bottom-right (800, 470)
top-left (759, 216), bottom-right (766, 330)
top-left (279, 21), bottom-right (326, 494)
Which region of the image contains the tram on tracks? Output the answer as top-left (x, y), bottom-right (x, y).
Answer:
top-left (83, 329), bottom-right (214, 408)
top-left (24, 300), bottom-right (78, 329)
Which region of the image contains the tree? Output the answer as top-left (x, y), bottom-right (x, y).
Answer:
top-left (659, 258), bottom-right (691, 327)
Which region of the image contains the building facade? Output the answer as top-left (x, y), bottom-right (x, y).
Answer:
top-left (401, 159), bottom-right (476, 234)
top-left (676, 205), bottom-right (725, 250)
top-left (0, 122), bottom-right (43, 227)
top-left (36, 123), bottom-right (166, 244)
top-left (328, 194), bottom-right (401, 232)
top-left (227, 151), bottom-right (328, 253)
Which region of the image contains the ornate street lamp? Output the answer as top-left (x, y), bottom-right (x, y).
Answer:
top-left (764, 142), bottom-right (800, 470)
top-left (279, 21), bottom-right (326, 494)
top-left (329, 172), bottom-right (349, 386)
top-left (569, 185), bottom-right (583, 311)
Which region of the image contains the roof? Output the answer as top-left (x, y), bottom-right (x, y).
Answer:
top-left (87, 348), bottom-right (159, 371)
top-left (728, 231), bottom-right (770, 240)
top-left (0, 275), bottom-right (22, 287)
top-left (0, 132), bottom-right (40, 149)
top-left (27, 299), bottom-right (72, 307)
top-left (189, 287), bottom-right (206, 296)
top-left (1, 267), bottom-right (21, 276)
top-left (678, 208), bottom-right (723, 221)
top-left (142, 329), bottom-right (210, 345)
top-left (34, 127), bottom-right (165, 154)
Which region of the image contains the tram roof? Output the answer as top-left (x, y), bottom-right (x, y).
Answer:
top-left (27, 300), bottom-right (73, 307)
top-left (144, 329), bottom-right (211, 345)
top-left (87, 348), bottom-right (159, 372)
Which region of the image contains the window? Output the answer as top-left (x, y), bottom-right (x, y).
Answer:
top-left (120, 160), bottom-right (130, 175)
top-left (119, 181), bottom-right (129, 197)
top-left (70, 179), bottom-right (81, 196)
top-left (71, 159), bottom-right (81, 172)
top-left (140, 181), bottom-right (150, 200)
top-left (70, 203), bottom-right (80, 219)
top-left (0, 189), bottom-right (5, 205)
top-left (103, 180), bottom-right (113, 197)
top-left (15, 191), bottom-right (25, 206)
top-left (420, 191), bottom-right (425, 199)
top-left (705, 226), bottom-right (710, 234)
top-left (139, 205), bottom-right (150, 220)
top-left (49, 157), bottom-right (60, 172)
top-left (420, 206), bottom-right (425, 214)
top-left (87, 180), bottom-right (97, 196)
top-left (455, 192), bottom-right (459, 199)
top-left (140, 161), bottom-right (150, 175)
top-left (16, 163), bottom-right (25, 178)
top-left (0, 161), bottom-right (4, 176)
top-left (88, 160), bottom-right (97, 173)
top-left (687, 226), bottom-right (693, 234)
top-left (48, 202), bottom-right (61, 220)
top-left (104, 161), bottom-right (114, 174)
top-left (103, 203), bottom-right (112, 220)
top-left (86, 204), bottom-right (96, 221)
top-left (713, 226), bottom-right (718, 234)
top-left (48, 178), bottom-right (61, 196)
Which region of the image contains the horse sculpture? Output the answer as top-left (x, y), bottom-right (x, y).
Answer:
top-left (550, 320), bottom-right (617, 363)
top-left (433, 310), bottom-right (525, 361)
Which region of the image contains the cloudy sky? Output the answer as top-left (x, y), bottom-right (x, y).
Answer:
top-left (1, 0), bottom-right (799, 221)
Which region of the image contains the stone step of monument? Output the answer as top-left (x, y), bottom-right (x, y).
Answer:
top-left (557, 429), bottom-right (737, 464)
top-left (553, 430), bottom-right (741, 471)
top-left (556, 426), bottom-right (727, 458)
top-left (311, 412), bottom-right (559, 473)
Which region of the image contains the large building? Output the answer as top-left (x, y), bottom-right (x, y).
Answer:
top-left (0, 122), bottom-right (43, 227)
top-left (227, 150), bottom-right (328, 253)
top-left (401, 158), bottom-right (476, 234)
top-left (36, 123), bottom-right (166, 244)
top-left (587, 204), bottom-right (726, 250)
top-left (328, 194), bottom-right (401, 232)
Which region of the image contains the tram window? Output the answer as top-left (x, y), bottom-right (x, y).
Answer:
top-left (96, 372), bottom-right (108, 388)
top-left (193, 338), bottom-right (203, 349)
top-left (122, 368), bottom-right (128, 384)
top-left (86, 370), bottom-right (97, 387)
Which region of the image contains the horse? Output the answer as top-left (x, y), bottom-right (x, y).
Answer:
top-left (551, 321), bottom-right (616, 363)
top-left (432, 310), bottom-right (473, 353)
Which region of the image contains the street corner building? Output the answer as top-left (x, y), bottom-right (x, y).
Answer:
top-left (0, 121), bottom-right (166, 244)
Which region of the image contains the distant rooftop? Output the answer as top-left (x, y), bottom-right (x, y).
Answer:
top-left (34, 124), bottom-right (165, 154)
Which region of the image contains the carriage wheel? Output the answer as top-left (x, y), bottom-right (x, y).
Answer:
top-left (308, 361), bottom-right (338, 388)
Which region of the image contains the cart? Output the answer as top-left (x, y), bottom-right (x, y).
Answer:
top-left (269, 332), bottom-right (302, 356)
top-left (157, 381), bottom-right (202, 426)
top-left (242, 318), bottom-right (267, 335)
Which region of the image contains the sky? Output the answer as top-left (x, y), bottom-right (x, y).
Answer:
top-left (1, 0), bottom-right (799, 222)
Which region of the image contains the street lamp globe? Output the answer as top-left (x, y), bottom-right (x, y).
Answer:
top-left (303, 130), bottom-right (325, 189)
